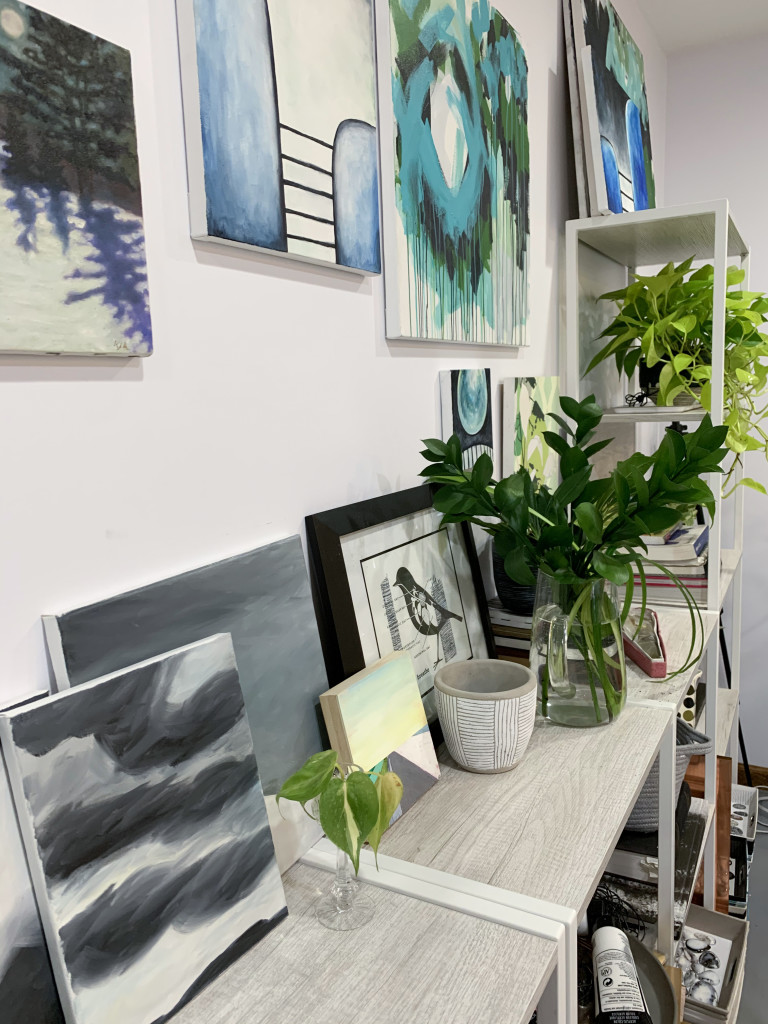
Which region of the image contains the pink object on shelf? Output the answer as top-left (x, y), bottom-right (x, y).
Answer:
top-left (623, 608), bottom-right (667, 678)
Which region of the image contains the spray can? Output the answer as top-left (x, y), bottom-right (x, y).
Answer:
top-left (591, 922), bottom-right (653, 1024)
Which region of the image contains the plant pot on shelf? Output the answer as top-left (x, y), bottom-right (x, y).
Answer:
top-left (637, 360), bottom-right (702, 408)
top-left (529, 570), bottom-right (626, 728)
top-left (492, 546), bottom-right (536, 615)
top-left (434, 660), bottom-right (536, 774)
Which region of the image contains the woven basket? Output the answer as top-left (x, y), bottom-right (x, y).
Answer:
top-left (625, 719), bottom-right (712, 832)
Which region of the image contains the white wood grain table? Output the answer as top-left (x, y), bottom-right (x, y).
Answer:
top-left (171, 863), bottom-right (558, 1024)
top-left (379, 705), bottom-right (671, 921)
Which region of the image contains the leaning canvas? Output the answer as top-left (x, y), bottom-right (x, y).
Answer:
top-left (502, 376), bottom-right (561, 489)
top-left (320, 653), bottom-right (440, 822)
top-left (0, 635), bottom-right (287, 1024)
top-left (569, 0), bottom-right (656, 215)
top-left (43, 536), bottom-right (327, 799)
top-left (0, 719), bottom-right (63, 1024)
top-left (439, 368), bottom-right (493, 470)
top-left (176, 0), bottom-right (381, 274)
top-left (0, 3), bottom-right (152, 355)
top-left (376, 0), bottom-right (529, 345)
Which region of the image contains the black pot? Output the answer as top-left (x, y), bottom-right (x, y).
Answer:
top-left (638, 359), bottom-right (661, 393)
top-left (492, 548), bottom-right (536, 616)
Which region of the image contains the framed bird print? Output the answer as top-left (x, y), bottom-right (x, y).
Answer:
top-left (306, 486), bottom-right (494, 723)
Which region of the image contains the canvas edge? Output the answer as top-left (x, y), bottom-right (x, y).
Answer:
top-left (174, 0), bottom-right (209, 239)
top-left (373, 0), bottom-right (406, 339)
top-left (562, 0), bottom-right (589, 218)
top-left (189, 231), bottom-right (374, 276)
top-left (0, 717), bottom-right (78, 1024)
top-left (41, 616), bottom-right (71, 694)
top-left (578, 45), bottom-right (611, 216)
top-left (438, 371), bottom-right (453, 442)
top-left (501, 377), bottom-right (518, 478)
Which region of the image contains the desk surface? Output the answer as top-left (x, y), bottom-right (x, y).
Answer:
top-left (380, 704), bottom-right (671, 921)
top-left (172, 863), bottom-right (557, 1024)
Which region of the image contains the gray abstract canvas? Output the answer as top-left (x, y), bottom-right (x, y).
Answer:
top-left (0, 707), bottom-right (64, 1024)
top-left (0, 635), bottom-right (287, 1024)
top-left (43, 536), bottom-right (327, 795)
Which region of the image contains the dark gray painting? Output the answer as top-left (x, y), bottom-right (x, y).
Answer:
top-left (0, 635), bottom-right (287, 1024)
top-left (0, 739), bottom-right (63, 1024)
top-left (43, 536), bottom-right (327, 794)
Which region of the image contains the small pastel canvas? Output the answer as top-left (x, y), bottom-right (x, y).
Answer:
top-left (0, 635), bottom-right (287, 1024)
top-left (0, 2), bottom-right (152, 355)
top-left (502, 376), bottom-right (561, 490)
top-left (440, 369), bottom-right (494, 470)
top-left (320, 652), bottom-right (440, 822)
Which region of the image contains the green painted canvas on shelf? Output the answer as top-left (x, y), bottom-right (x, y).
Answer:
top-left (377, 0), bottom-right (529, 346)
top-left (0, 2), bottom-right (152, 355)
top-left (502, 376), bottom-right (561, 489)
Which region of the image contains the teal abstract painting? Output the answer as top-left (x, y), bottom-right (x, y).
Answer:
top-left (377, 0), bottom-right (529, 346)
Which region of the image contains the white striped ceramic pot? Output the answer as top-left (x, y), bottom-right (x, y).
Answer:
top-left (434, 660), bottom-right (537, 774)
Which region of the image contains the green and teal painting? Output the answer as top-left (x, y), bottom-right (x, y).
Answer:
top-left (381, 0), bottom-right (529, 346)
top-left (503, 376), bottom-right (561, 490)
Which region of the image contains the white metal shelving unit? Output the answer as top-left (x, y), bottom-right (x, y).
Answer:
top-left (564, 200), bottom-right (749, 1013)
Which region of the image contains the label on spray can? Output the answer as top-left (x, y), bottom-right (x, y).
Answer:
top-left (592, 926), bottom-right (652, 1024)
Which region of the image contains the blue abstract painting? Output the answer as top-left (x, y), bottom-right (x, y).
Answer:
top-left (575, 0), bottom-right (655, 214)
top-left (177, 0), bottom-right (381, 274)
top-left (0, 2), bottom-right (152, 355)
top-left (378, 0), bottom-right (529, 346)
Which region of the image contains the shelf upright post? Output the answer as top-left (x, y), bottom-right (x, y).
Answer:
top-left (564, 221), bottom-right (583, 403)
top-left (707, 202), bottom-right (728, 614)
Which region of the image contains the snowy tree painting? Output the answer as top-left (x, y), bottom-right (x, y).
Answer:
top-left (0, 3), bottom-right (152, 355)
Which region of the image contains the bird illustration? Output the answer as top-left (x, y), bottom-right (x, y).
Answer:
top-left (393, 567), bottom-right (463, 669)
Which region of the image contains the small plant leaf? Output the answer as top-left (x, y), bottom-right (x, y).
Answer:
top-left (592, 551), bottom-right (631, 585)
top-left (574, 502), bottom-right (603, 544)
top-left (368, 771), bottom-right (404, 865)
top-left (318, 771), bottom-right (379, 874)
top-left (504, 547), bottom-right (536, 586)
top-left (277, 750), bottom-right (338, 811)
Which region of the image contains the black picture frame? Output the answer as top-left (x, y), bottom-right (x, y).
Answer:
top-left (306, 485), bottom-right (496, 723)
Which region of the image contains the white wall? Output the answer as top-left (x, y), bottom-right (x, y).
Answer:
top-left (0, 0), bottom-right (666, 710)
top-left (665, 33), bottom-right (768, 765)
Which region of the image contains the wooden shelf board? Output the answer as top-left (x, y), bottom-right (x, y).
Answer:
top-left (717, 688), bottom-right (739, 758)
top-left (171, 863), bottom-right (557, 1024)
top-left (379, 704), bottom-right (672, 922)
top-left (569, 201), bottom-right (748, 268)
top-left (601, 407), bottom-right (705, 424)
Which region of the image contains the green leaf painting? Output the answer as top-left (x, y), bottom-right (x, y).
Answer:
top-left (383, 0), bottom-right (529, 345)
top-left (503, 376), bottom-right (561, 489)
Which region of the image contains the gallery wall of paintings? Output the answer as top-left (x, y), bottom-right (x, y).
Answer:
top-left (0, 2), bottom-right (668, 1016)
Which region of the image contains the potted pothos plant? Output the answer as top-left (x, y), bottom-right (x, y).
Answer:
top-left (277, 750), bottom-right (403, 929)
top-left (419, 395), bottom-right (729, 727)
top-left (586, 257), bottom-right (768, 495)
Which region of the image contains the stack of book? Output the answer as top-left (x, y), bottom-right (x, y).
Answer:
top-left (634, 522), bottom-right (709, 606)
top-left (487, 598), bottom-right (531, 665)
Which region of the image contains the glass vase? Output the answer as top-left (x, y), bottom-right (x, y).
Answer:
top-left (529, 570), bottom-right (626, 728)
top-left (315, 845), bottom-right (375, 931)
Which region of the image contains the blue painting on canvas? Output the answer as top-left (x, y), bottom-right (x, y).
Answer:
top-left (183, 0), bottom-right (381, 273)
top-left (0, 2), bottom-right (152, 355)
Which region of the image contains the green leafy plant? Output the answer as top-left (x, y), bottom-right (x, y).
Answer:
top-left (277, 751), bottom-right (403, 873)
top-left (420, 395), bottom-right (729, 720)
top-left (586, 257), bottom-right (768, 494)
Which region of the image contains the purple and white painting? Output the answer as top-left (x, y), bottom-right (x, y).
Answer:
top-left (0, 635), bottom-right (287, 1024)
top-left (0, 2), bottom-right (152, 355)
